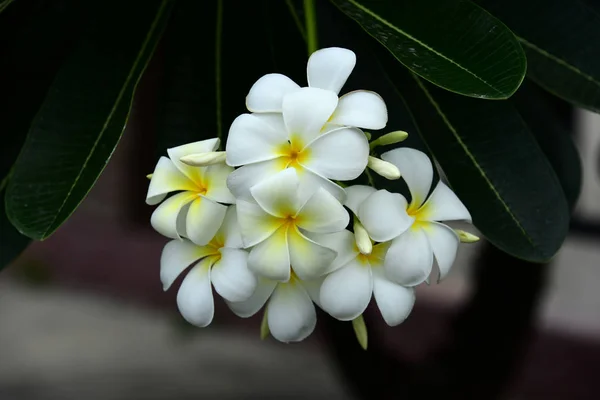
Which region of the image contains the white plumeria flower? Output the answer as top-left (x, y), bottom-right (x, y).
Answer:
top-left (245, 47), bottom-right (388, 131)
top-left (226, 87), bottom-right (369, 201)
top-left (315, 230), bottom-right (415, 326)
top-left (227, 273), bottom-right (322, 343)
top-left (236, 168), bottom-right (349, 282)
top-left (160, 206), bottom-right (257, 327)
top-left (146, 138), bottom-right (235, 245)
top-left (356, 148), bottom-right (472, 287)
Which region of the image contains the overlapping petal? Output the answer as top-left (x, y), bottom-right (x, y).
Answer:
top-left (227, 278), bottom-right (277, 318)
top-left (381, 147), bottom-right (433, 210)
top-left (236, 200), bottom-right (284, 247)
top-left (211, 248), bottom-right (256, 302)
top-left (203, 163), bottom-right (236, 204)
top-left (217, 206), bottom-right (243, 249)
top-left (168, 139), bottom-right (219, 182)
top-left (296, 187), bottom-right (349, 233)
top-left (372, 268), bottom-right (415, 326)
top-left (185, 197), bottom-right (228, 246)
top-left (267, 282), bottom-right (316, 343)
top-left (176, 258), bottom-right (215, 327)
top-left (247, 224), bottom-right (290, 282)
top-left (146, 157), bottom-right (197, 205)
top-left (288, 226), bottom-right (337, 280)
top-left (419, 182), bottom-right (472, 223)
top-left (226, 114), bottom-right (288, 166)
top-left (329, 90), bottom-right (387, 129)
top-left (344, 185), bottom-right (376, 215)
top-left (250, 168), bottom-right (300, 217)
top-left (160, 239), bottom-right (216, 291)
top-left (246, 73), bottom-right (300, 112)
top-left (423, 222), bottom-right (460, 281)
top-left (358, 190), bottom-right (414, 242)
top-left (385, 227), bottom-right (433, 286)
top-left (150, 191), bottom-right (196, 239)
top-left (306, 47), bottom-right (356, 95)
top-left (282, 87), bottom-right (338, 145)
top-left (226, 159), bottom-right (284, 201)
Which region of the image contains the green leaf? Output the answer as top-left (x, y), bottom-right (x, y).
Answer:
top-left (1, 190), bottom-right (29, 271)
top-left (329, 0), bottom-right (526, 99)
top-left (6, 0), bottom-right (174, 240)
top-left (476, 0), bottom-right (600, 113)
top-left (511, 81), bottom-right (582, 211)
top-left (386, 65), bottom-right (569, 262)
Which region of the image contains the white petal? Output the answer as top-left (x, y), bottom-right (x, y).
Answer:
top-left (306, 230), bottom-right (358, 274)
top-left (329, 90), bottom-right (387, 130)
top-left (372, 268), bottom-right (415, 326)
top-left (288, 226), bottom-right (337, 280)
top-left (217, 206), bottom-right (243, 249)
top-left (296, 187), bottom-right (349, 233)
top-left (385, 227), bottom-right (433, 286)
top-left (226, 159), bottom-right (284, 202)
top-left (267, 282), bottom-right (316, 342)
top-left (358, 190), bottom-right (414, 242)
top-left (227, 278), bottom-right (277, 318)
top-left (381, 147), bottom-right (433, 210)
top-left (320, 258), bottom-right (373, 321)
top-left (160, 239), bottom-right (215, 291)
top-left (306, 47), bottom-right (356, 95)
top-left (250, 168), bottom-right (300, 218)
top-left (344, 185), bottom-right (377, 215)
top-left (150, 192), bottom-right (196, 239)
top-left (176, 258), bottom-right (215, 327)
top-left (225, 114), bottom-right (287, 166)
top-left (248, 225), bottom-right (290, 282)
top-left (236, 200), bottom-right (284, 247)
top-left (211, 248), bottom-right (257, 302)
top-left (185, 197), bottom-right (228, 246)
top-left (300, 278), bottom-right (325, 307)
top-left (252, 112), bottom-right (287, 134)
top-left (167, 139), bottom-right (219, 181)
top-left (302, 126), bottom-right (369, 180)
top-left (300, 168), bottom-right (346, 202)
top-left (203, 163), bottom-right (236, 204)
top-left (419, 182), bottom-right (472, 223)
top-left (146, 157), bottom-right (196, 205)
top-left (423, 222), bottom-right (460, 281)
top-left (282, 87), bottom-right (338, 145)
top-left (246, 73), bottom-right (301, 112)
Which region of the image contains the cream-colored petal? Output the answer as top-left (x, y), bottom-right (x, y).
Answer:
top-left (217, 206), bottom-right (244, 249)
top-left (372, 267), bottom-right (415, 326)
top-left (344, 185), bottom-right (377, 216)
top-left (423, 222), bottom-right (460, 281)
top-left (306, 47), bottom-right (356, 95)
top-left (167, 139), bottom-right (219, 182)
top-left (203, 163), bottom-right (236, 204)
top-left (267, 281), bottom-right (316, 343)
top-left (418, 182), bottom-right (472, 223)
top-left (282, 87), bottom-right (338, 145)
top-left (226, 159), bottom-right (285, 202)
top-left (358, 190), bottom-right (414, 242)
top-left (329, 90), bottom-right (387, 130)
top-left (299, 167), bottom-right (347, 203)
top-left (226, 113), bottom-right (287, 166)
top-left (185, 197), bottom-right (228, 246)
top-left (160, 239), bottom-right (215, 291)
top-left (306, 230), bottom-right (358, 274)
top-left (250, 168), bottom-right (300, 218)
top-left (381, 147), bottom-right (433, 210)
top-left (176, 258), bottom-right (215, 327)
top-left (296, 187), bottom-right (349, 233)
top-left (384, 227), bottom-right (433, 287)
top-left (211, 248), bottom-right (257, 302)
top-left (288, 226), bottom-right (337, 280)
top-left (227, 278), bottom-right (277, 318)
top-left (246, 73), bottom-right (301, 112)
top-left (150, 191), bottom-right (196, 239)
top-left (247, 224), bottom-right (291, 282)
top-left (146, 157), bottom-right (197, 205)
top-left (236, 200), bottom-right (285, 247)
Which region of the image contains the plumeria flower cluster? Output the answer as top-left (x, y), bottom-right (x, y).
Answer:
top-left (146, 47), bottom-right (479, 346)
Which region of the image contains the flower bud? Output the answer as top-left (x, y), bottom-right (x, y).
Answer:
top-left (352, 314), bottom-right (368, 350)
top-left (353, 218), bottom-right (372, 255)
top-left (454, 229), bottom-right (480, 243)
top-left (260, 310), bottom-right (270, 340)
top-left (367, 156), bottom-right (401, 180)
top-left (369, 130), bottom-right (408, 149)
top-left (180, 151), bottom-right (227, 167)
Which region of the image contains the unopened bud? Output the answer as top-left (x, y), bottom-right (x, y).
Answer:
top-left (363, 131), bottom-right (372, 141)
top-left (352, 314), bottom-right (368, 350)
top-left (146, 174), bottom-right (153, 180)
top-left (354, 218), bottom-right (372, 255)
top-left (180, 151), bottom-right (226, 167)
top-left (455, 229), bottom-right (480, 243)
top-left (260, 309), bottom-right (270, 340)
top-left (369, 130), bottom-right (408, 149)
top-left (367, 156), bottom-right (401, 180)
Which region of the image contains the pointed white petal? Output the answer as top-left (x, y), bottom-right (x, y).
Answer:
top-left (302, 126), bottom-right (369, 180)
top-left (151, 192), bottom-right (196, 239)
top-left (296, 187), bottom-right (349, 233)
top-left (372, 268), bottom-right (415, 326)
top-left (160, 239), bottom-right (215, 291)
top-left (358, 190), bottom-right (414, 242)
top-left (300, 168), bottom-right (347, 202)
top-left (236, 200), bottom-right (284, 247)
top-left (250, 168), bottom-right (300, 218)
top-left (381, 147), bottom-right (433, 210)
top-left (306, 230), bottom-right (358, 274)
top-left (385, 227), bottom-right (433, 286)
top-left (344, 185), bottom-right (377, 215)
top-left (419, 182), bottom-right (472, 222)
top-left (246, 73), bottom-right (301, 112)
top-left (306, 47), bottom-right (356, 95)
top-left (282, 87), bottom-right (338, 145)
top-left (267, 282), bottom-right (316, 342)
top-left (211, 248), bottom-right (257, 302)
top-left (226, 159), bottom-right (284, 202)
top-left (288, 226), bottom-right (337, 280)
top-left (423, 222), bottom-right (460, 281)
top-left (167, 139), bottom-right (219, 181)
top-left (185, 197), bottom-right (228, 246)
top-left (329, 90), bottom-right (387, 130)
top-left (252, 112), bottom-right (287, 134)
top-left (320, 257), bottom-right (373, 321)
top-left (248, 225), bottom-right (291, 282)
top-left (225, 114), bottom-right (287, 166)
top-left (146, 157), bottom-right (197, 205)
top-left (203, 163), bottom-right (236, 204)
top-left (176, 258), bottom-right (215, 327)
top-left (227, 278), bottom-right (277, 318)
top-left (217, 206), bottom-right (244, 249)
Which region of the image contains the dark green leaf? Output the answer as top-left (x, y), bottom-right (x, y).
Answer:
top-left (385, 64), bottom-right (569, 262)
top-left (6, 0), bottom-right (174, 240)
top-left (1, 190), bottom-right (29, 271)
top-left (512, 81), bottom-right (582, 211)
top-left (476, 0), bottom-right (600, 113)
top-left (329, 0), bottom-right (526, 99)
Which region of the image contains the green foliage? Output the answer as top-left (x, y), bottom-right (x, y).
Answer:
top-left (0, 0), bottom-right (595, 268)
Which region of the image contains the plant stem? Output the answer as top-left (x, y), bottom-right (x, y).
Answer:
top-left (303, 0), bottom-right (318, 55)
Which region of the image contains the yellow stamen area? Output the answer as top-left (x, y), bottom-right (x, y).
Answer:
top-left (275, 135), bottom-right (311, 173)
top-left (355, 241), bottom-right (389, 267)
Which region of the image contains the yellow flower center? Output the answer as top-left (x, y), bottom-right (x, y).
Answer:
top-left (276, 135), bottom-right (311, 172)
